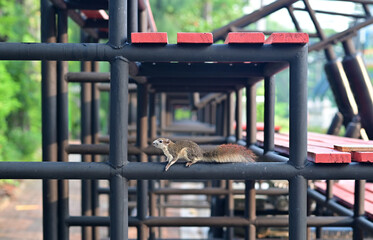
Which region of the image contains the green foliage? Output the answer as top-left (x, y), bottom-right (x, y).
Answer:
top-left (0, 0), bottom-right (41, 162)
top-left (150, 0), bottom-right (247, 43)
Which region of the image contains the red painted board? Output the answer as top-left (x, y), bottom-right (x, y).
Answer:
top-left (351, 152), bottom-right (373, 162)
top-left (256, 132), bottom-right (351, 163)
top-left (81, 10), bottom-right (109, 19)
top-left (265, 32), bottom-right (309, 44)
top-left (337, 181), bottom-right (373, 204)
top-left (307, 147), bottom-right (351, 163)
top-left (131, 32), bottom-right (168, 44)
top-left (308, 132), bottom-right (373, 145)
top-left (224, 32), bottom-right (265, 44)
top-left (315, 181), bottom-right (373, 219)
top-left (334, 144), bottom-right (373, 152)
top-left (177, 33), bottom-right (213, 44)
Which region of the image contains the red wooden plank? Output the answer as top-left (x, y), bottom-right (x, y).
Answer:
top-left (336, 181), bottom-right (373, 204)
top-left (334, 144), bottom-right (373, 152)
top-left (224, 32), bottom-right (265, 44)
top-left (81, 10), bottom-right (109, 19)
top-left (131, 32), bottom-right (168, 44)
top-left (256, 132), bottom-right (351, 163)
top-left (315, 181), bottom-right (373, 219)
top-left (177, 33), bottom-right (213, 44)
top-left (351, 152), bottom-right (373, 162)
top-left (265, 32), bottom-right (309, 44)
top-left (308, 132), bottom-right (373, 145)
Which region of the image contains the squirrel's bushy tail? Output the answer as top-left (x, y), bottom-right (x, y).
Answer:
top-left (202, 144), bottom-right (256, 163)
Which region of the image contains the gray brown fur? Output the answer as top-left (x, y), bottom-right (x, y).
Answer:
top-left (153, 138), bottom-right (256, 171)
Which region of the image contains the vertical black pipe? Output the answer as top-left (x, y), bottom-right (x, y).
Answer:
top-left (149, 92), bottom-right (157, 140)
top-left (244, 180), bottom-right (256, 240)
top-left (91, 60), bottom-right (100, 240)
top-left (137, 83), bottom-right (149, 240)
top-left (289, 49), bottom-right (308, 168)
top-left (81, 32), bottom-right (93, 240)
top-left (245, 84), bottom-right (256, 240)
top-left (289, 176), bottom-right (307, 240)
top-left (288, 45), bottom-right (308, 239)
top-left (235, 89), bottom-right (243, 141)
top-left (139, 2), bottom-right (148, 32)
top-left (353, 180), bottom-right (365, 240)
top-left (109, 58), bottom-right (129, 240)
top-left (264, 76), bottom-right (275, 152)
top-left (246, 84), bottom-right (257, 145)
top-left (41, 0), bottom-right (58, 239)
top-left (57, 9), bottom-right (69, 240)
top-left (148, 92), bottom-right (156, 240)
top-left (109, 0), bottom-right (128, 239)
top-left (127, 0), bottom-right (138, 42)
top-left (159, 93), bottom-right (166, 136)
top-left (227, 92), bottom-right (234, 137)
top-left (225, 180), bottom-right (234, 239)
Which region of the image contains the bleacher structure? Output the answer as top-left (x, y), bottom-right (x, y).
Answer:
top-left (0, 0), bottom-right (373, 239)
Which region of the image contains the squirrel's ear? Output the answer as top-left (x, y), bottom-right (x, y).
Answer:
top-left (165, 139), bottom-right (170, 144)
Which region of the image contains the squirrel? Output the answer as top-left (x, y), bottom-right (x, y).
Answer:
top-left (152, 138), bottom-right (256, 171)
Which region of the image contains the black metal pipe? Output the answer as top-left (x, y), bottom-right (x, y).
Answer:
top-left (235, 89), bottom-right (243, 140)
top-left (289, 176), bottom-right (307, 240)
top-left (1, 161), bottom-right (373, 180)
top-left (136, 83), bottom-right (149, 240)
top-left (65, 215), bottom-right (355, 228)
top-left (289, 46), bottom-right (308, 169)
top-left (41, 0), bottom-right (58, 239)
top-left (353, 180), bottom-right (365, 240)
top-left (246, 83), bottom-right (257, 145)
top-left (65, 72), bottom-right (110, 82)
top-left (245, 180), bottom-right (256, 240)
top-left (91, 60), bottom-right (100, 240)
top-left (57, 8), bottom-right (69, 240)
top-left (107, 2), bottom-right (129, 237)
top-left (0, 43), bottom-right (305, 63)
top-left (80, 33), bottom-right (93, 240)
top-left (127, 0), bottom-right (138, 42)
top-left (264, 76), bottom-right (275, 152)
top-left (109, 56), bottom-right (129, 239)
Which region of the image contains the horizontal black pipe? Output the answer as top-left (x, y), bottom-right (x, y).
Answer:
top-left (64, 215), bottom-right (354, 228)
top-left (0, 162), bottom-right (112, 179)
top-left (67, 216), bottom-right (110, 226)
top-left (65, 72), bottom-right (110, 82)
top-left (98, 135), bottom-right (228, 144)
top-left (0, 42), bottom-right (305, 62)
top-left (152, 187), bottom-right (288, 196)
top-left (66, 144), bottom-right (163, 155)
top-left (0, 162), bottom-right (372, 180)
top-left (138, 216), bottom-right (353, 227)
top-left (122, 162), bottom-right (373, 180)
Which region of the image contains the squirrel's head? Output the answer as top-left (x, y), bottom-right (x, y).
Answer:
top-left (152, 138), bottom-right (172, 150)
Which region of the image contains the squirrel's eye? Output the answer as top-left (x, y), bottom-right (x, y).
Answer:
top-left (159, 140), bottom-right (163, 143)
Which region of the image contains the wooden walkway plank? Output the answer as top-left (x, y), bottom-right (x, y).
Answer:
top-left (265, 32), bottom-right (309, 44)
top-left (315, 181), bottom-right (373, 219)
top-left (131, 32), bottom-right (168, 44)
top-left (256, 132), bottom-right (351, 163)
top-left (177, 33), bottom-right (213, 44)
top-left (224, 32), bottom-right (265, 44)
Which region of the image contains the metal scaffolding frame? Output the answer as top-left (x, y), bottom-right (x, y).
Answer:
top-left (0, 0), bottom-right (372, 240)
